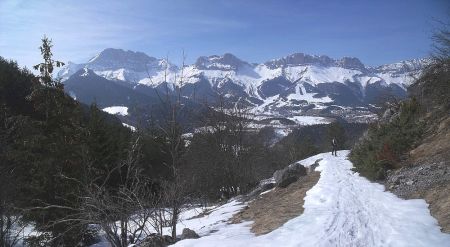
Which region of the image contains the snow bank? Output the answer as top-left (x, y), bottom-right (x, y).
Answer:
top-left (172, 151), bottom-right (450, 247)
top-left (160, 201), bottom-right (247, 238)
top-left (102, 106), bottom-right (128, 116)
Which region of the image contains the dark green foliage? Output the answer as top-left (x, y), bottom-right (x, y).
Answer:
top-left (0, 58), bottom-right (34, 116)
top-left (0, 43), bottom-right (182, 246)
top-left (327, 122), bottom-right (346, 149)
top-left (350, 25), bottom-right (450, 181)
top-left (275, 133), bottom-right (319, 165)
top-left (0, 55), bottom-right (153, 245)
top-left (181, 129), bottom-right (273, 199)
top-left (277, 121), bottom-right (366, 164)
top-left (350, 99), bottom-right (424, 180)
top-left (138, 130), bottom-right (172, 180)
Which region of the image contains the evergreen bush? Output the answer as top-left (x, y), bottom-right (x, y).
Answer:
top-left (350, 99), bottom-right (424, 180)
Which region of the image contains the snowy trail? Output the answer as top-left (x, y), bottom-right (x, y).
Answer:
top-left (173, 151), bottom-right (450, 247)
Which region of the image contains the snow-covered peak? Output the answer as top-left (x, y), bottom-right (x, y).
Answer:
top-left (374, 58), bottom-right (430, 74)
top-left (60, 48), bottom-right (431, 124)
top-left (195, 53), bottom-right (251, 71)
top-left (58, 48), bottom-right (178, 82)
top-left (57, 61), bottom-right (83, 79)
top-left (86, 48), bottom-right (159, 72)
top-left (60, 48), bottom-right (429, 120)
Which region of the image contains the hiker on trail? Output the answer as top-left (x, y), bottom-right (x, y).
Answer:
top-left (331, 138), bottom-right (338, 156)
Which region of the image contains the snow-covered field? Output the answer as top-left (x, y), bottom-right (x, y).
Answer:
top-left (102, 106), bottom-right (128, 116)
top-left (287, 115), bottom-right (330, 125)
top-left (171, 151), bottom-right (450, 247)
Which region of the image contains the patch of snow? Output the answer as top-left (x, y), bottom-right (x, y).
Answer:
top-left (288, 116), bottom-right (330, 125)
top-left (102, 106), bottom-right (128, 116)
top-left (274, 128), bottom-right (291, 137)
top-left (122, 123), bottom-right (136, 131)
top-left (260, 188), bottom-right (275, 195)
top-left (287, 84), bottom-right (333, 103)
top-left (163, 200), bottom-right (247, 237)
top-left (182, 133), bottom-right (194, 139)
top-left (80, 68), bottom-right (90, 77)
top-left (68, 91), bottom-right (77, 100)
top-left (302, 66), bottom-right (362, 86)
top-left (88, 53), bottom-right (101, 63)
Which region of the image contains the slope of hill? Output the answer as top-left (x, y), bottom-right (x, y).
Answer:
top-left (350, 58), bottom-right (450, 232)
top-left (386, 62), bottom-right (450, 232)
top-left (64, 68), bottom-right (154, 107)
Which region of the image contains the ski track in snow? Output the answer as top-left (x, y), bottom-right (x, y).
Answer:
top-left (173, 151), bottom-right (450, 247)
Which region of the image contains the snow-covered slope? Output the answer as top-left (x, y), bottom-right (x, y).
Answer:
top-left (59, 49), bottom-right (429, 123)
top-left (102, 106), bottom-right (128, 116)
top-left (170, 151), bottom-right (450, 247)
top-left (59, 48), bottom-right (177, 83)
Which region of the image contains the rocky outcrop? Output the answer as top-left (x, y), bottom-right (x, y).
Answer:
top-left (244, 178), bottom-right (276, 201)
top-left (307, 159), bottom-right (322, 174)
top-left (138, 234), bottom-right (176, 247)
top-left (273, 163), bottom-right (307, 188)
top-left (181, 228), bottom-right (200, 240)
top-left (379, 103), bottom-right (401, 124)
top-left (195, 53), bottom-right (251, 71)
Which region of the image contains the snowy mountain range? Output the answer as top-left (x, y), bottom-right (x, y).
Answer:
top-left (59, 48), bottom-right (429, 123)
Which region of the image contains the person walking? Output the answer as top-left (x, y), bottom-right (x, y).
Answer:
top-left (331, 137), bottom-right (338, 156)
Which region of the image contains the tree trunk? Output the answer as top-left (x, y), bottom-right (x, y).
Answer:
top-left (120, 220), bottom-right (128, 247)
top-left (171, 207), bottom-right (179, 239)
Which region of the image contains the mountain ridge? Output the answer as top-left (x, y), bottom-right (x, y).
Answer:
top-left (59, 48), bottom-right (429, 82)
top-left (59, 48), bottom-right (430, 123)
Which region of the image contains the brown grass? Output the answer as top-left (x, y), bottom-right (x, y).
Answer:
top-left (421, 186), bottom-right (450, 233)
top-left (231, 172), bottom-right (320, 235)
top-left (405, 116), bottom-right (450, 232)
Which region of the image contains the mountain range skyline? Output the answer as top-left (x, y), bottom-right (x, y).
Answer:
top-left (60, 47), bottom-right (428, 125)
top-left (62, 47), bottom-right (428, 72)
top-left (1, 0), bottom-right (447, 70)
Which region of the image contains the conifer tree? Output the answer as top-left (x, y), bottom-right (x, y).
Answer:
top-left (30, 36), bottom-right (65, 122)
top-left (33, 35), bottom-right (65, 89)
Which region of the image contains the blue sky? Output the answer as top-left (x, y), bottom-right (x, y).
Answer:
top-left (0, 0), bottom-right (448, 69)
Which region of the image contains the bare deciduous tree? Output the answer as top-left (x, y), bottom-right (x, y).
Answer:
top-left (0, 195), bottom-right (26, 247)
top-left (150, 51), bottom-right (193, 239)
top-left (26, 138), bottom-right (167, 247)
